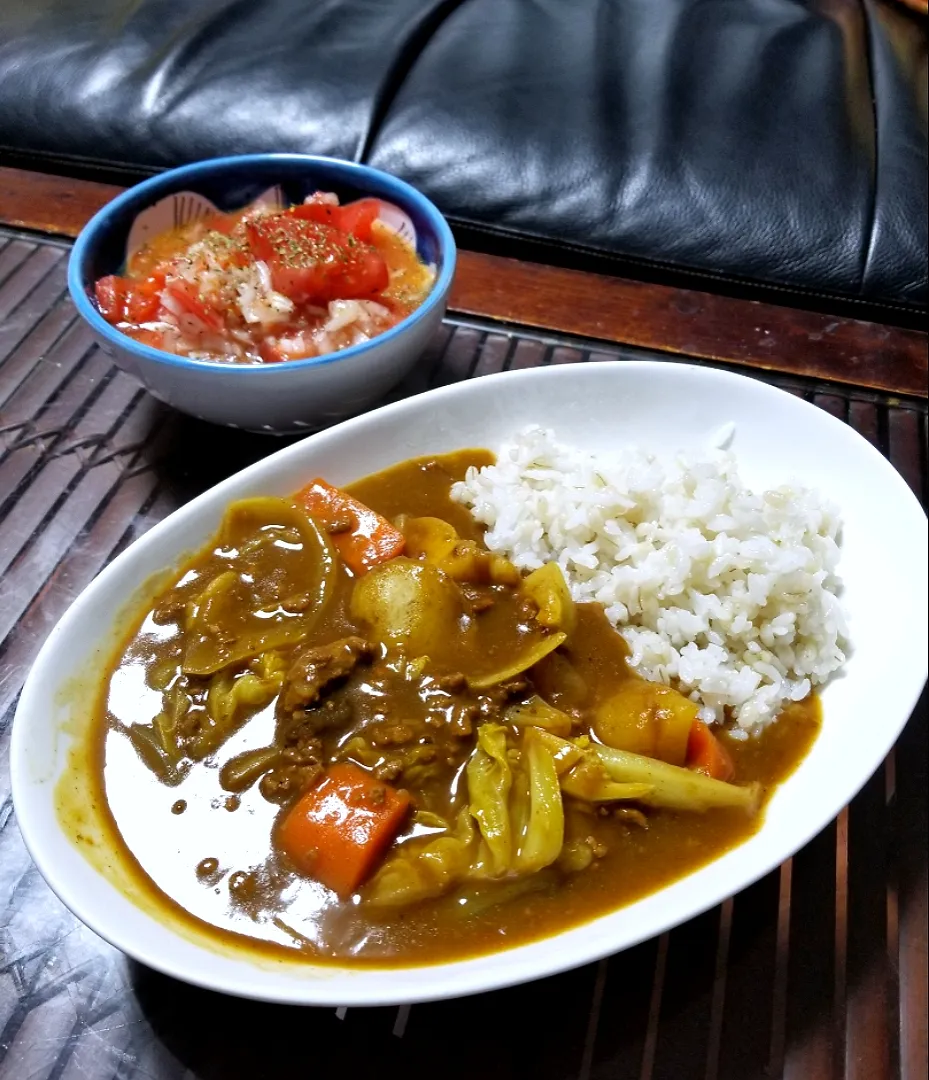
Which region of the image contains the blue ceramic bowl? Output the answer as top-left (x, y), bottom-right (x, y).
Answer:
top-left (68, 154), bottom-right (456, 433)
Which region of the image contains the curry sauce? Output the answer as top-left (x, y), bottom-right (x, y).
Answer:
top-left (63, 451), bottom-right (820, 966)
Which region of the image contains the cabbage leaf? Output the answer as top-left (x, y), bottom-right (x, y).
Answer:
top-left (513, 729), bottom-right (565, 873)
top-left (365, 810), bottom-right (477, 906)
top-left (466, 723), bottom-right (514, 875)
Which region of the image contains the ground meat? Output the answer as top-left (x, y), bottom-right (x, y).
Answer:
top-left (281, 695), bottom-right (353, 745)
top-left (282, 741), bottom-right (323, 765)
top-left (583, 835), bottom-right (609, 858)
top-left (374, 757), bottom-right (404, 781)
top-left (279, 636), bottom-right (372, 715)
top-left (448, 704), bottom-right (477, 737)
top-left (369, 722), bottom-right (416, 747)
top-left (259, 761), bottom-right (323, 803)
top-left (432, 671), bottom-right (467, 693)
top-left (151, 595), bottom-right (187, 625)
top-left (474, 677), bottom-right (530, 719)
top-left (177, 708), bottom-right (205, 739)
top-left (612, 807), bottom-right (649, 829)
top-left (459, 583), bottom-right (496, 615)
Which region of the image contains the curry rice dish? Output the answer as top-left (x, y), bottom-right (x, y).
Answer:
top-left (63, 439), bottom-right (839, 964)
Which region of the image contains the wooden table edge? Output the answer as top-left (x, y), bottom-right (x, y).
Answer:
top-left (2, 164), bottom-right (925, 398)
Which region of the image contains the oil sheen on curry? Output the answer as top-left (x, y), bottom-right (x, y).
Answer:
top-left (76, 452), bottom-right (819, 965)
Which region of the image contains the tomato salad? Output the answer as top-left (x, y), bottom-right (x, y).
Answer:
top-left (93, 193), bottom-right (435, 365)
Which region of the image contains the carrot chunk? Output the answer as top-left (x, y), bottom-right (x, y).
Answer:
top-left (686, 720), bottom-right (736, 782)
top-left (295, 479), bottom-right (405, 574)
top-left (276, 763), bottom-right (411, 896)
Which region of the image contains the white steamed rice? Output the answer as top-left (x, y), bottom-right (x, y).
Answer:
top-left (451, 426), bottom-right (847, 735)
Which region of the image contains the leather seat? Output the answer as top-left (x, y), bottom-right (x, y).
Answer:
top-left (1, 0), bottom-right (925, 319)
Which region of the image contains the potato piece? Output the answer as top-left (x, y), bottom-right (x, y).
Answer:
top-left (350, 556), bottom-right (461, 656)
top-left (403, 517), bottom-right (519, 585)
top-left (593, 681), bottom-right (699, 766)
top-left (402, 516), bottom-right (460, 564)
top-left (522, 562), bottom-right (577, 635)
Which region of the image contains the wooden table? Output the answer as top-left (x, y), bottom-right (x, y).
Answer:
top-left (0, 170), bottom-right (925, 1080)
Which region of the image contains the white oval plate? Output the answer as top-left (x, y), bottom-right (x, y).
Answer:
top-left (11, 362), bottom-right (928, 1006)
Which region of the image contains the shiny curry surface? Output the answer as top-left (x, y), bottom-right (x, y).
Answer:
top-left (68, 452), bottom-right (820, 965)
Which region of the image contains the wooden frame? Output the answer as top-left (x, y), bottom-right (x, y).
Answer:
top-left (2, 165), bottom-right (925, 398)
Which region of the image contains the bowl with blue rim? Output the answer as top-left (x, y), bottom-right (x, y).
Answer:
top-left (68, 154), bottom-right (456, 434)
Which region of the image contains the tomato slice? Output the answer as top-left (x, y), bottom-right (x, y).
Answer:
top-left (163, 279), bottom-right (223, 330)
top-left (334, 198), bottom-right (381, 243)
top-left (94, 275), bottom-right (124, 321)
top-left (245, 215), bottom-right (388, 303)
top-left (289, 201), bottom-right (342, 228)
top-left (291, 197), bottom-right (381, 243)
top-left (128, 327), bottom-right (166, 350)
top-left (94, 274), bottom-right (163, 324)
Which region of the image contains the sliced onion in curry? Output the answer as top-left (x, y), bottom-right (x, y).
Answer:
top-left (182, 498), bottom-right (336, 675)
top-left (466, 631), bottom-right (567, 690)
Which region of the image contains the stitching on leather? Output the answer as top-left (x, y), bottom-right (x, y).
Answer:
top-left (356, 0), bottom-right (471, 165)
top-left (858, 0), bottom-right (881, 296)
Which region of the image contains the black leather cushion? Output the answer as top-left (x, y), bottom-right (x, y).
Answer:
top-left (858, 0), bottom-right (928, 304)
top-left (1, 0), bottom-right (925, 311)
top-left (370, 0), bottom-right (925, 308)
top-left (0, 0), bottom-right (453, 166)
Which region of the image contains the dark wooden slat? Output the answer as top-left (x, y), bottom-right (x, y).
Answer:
top-left (782, 822), bottom-right (839, 1080)
top-left (430, 323), bottom-right (482, 387)
top-left (552, 344), bottom-right (584, 365)
top-left (0, 345), bottom-right (112, 536)
top-left (0, 295), bottom-right (76, 408)
top-left (451, 253), bottom-right (928, 399)
top-left (400, 963), bottom-right (602, 1080)
top-left (0, 246), bottom-right (63, 324)
top-left (0, 319), bottom-right (96, 443)
top-left (384, 320), bottom-right (453, 400)
top-left (471, 332), bottom-right (514, 378)
top-left (0, 240), bottom-right (36, 290)
top-left (0, 166), bottom-right (925, 399)
top-left (640, 932), bottom-right (670, 1080)
top-left (893, 691), bottom-right (928, 1080)
top-left (0, 258), bottom-right (68, 369)
top-left (887, 407), bottom-right (924, 497)
top-left (510, 337), bottom-right (548, 370)
top-left (716, 872), bottom-right (783, 1080)
top-left (834, 807), bottom-right (850, 1080)
top-left (845, 769), bottom-right (893, 1080)
top-left (589, 938), bottom-right (662, 1080)
top-left (0, 466), bottom-right (162, 724)
top-left (814, 393), bottom-right (849, 424)
top-left (650, 908), bottom-right (720, 1080)
top-left (578, 958), bottom-right (609, 1080)
top-left (848, 399), bottom-right (880, 448)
